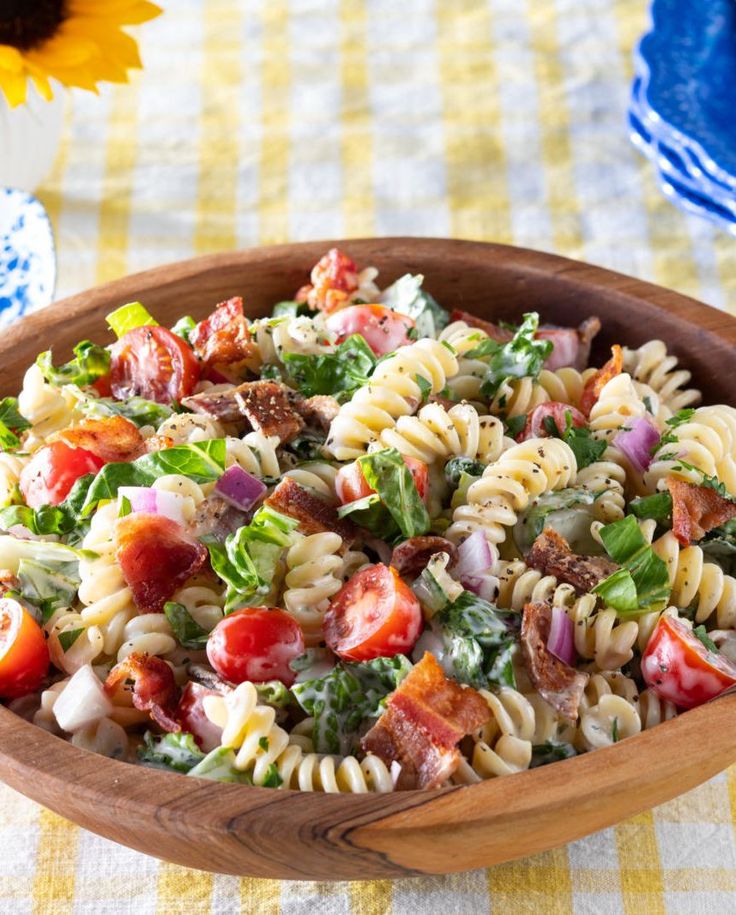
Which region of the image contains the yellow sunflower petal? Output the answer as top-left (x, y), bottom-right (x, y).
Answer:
top-left (28, 69), bottom-right (54, 102)
top-left (63, 20), bottom-right (143, 69)
top-left (26, 32), bottom-right (99, 68)
top-left (0, 70), bottom-right (29, 108)
top-left (69, 0), bottom-right (162, 25)
top-left (0, 46), bottom-right (25, 73)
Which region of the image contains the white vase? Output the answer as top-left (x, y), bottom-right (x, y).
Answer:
top-left (0, 81), bottom-right (64, 192)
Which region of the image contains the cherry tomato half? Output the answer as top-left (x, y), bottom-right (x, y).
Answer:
top-left (324, 564), bottom-right (422, 662)
top-left (206, 607), bottom-right (305, 687)
top-left (19, 441), bottom-right (105, 508)
top-left (641, 614), bottom-right (736, 709)
top-left (110, 326), bottom-right (200, 405)
top-left (0, 598), bottom-right (50, 699)
top-left (336, 455), bottom-right (429, 505)
top-left (176, 681), bottom-right (223, 752)
top-left (326, 304), bottom-right (416, 357)
top-left (518, 402), bottom-right (587, 442)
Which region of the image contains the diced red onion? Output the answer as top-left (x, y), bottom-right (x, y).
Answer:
top-left (453, 531), bottom-right (501, 603)
top-left (547, 606), bottom-right (575, 666)
top-left (214, 465), bottom-right (267, 511)
top-left (466, 572), bottom-right (501, 603)
top-left (118, 486), bottom-right (187, 525)
top-left (613, 417), bottom-right (660, 473)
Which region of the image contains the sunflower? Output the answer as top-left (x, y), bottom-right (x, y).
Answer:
top-left (0, 0), bottom-right (161, 108)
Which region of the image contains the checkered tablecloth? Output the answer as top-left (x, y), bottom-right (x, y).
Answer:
top-left (5, 1), bottom-right (736, 912)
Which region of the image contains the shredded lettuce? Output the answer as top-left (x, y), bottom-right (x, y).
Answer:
top-left (139, 731), bottom-right (205, 772)
top-left (81, 440), bottom-right (227, 513)
top-left (106, 301), bottom-right (158, 338)
top-left (337, 448), bottom-right (430, 543)
top-left (291, 655), bottom-right (412, 756)
top-left (466, 312), bottom-right (552, 401)
top-left (207, 506), bottom-right (298, 612)
top-left (163, 601), bottom-right (211, 648)
top-left (379, 274), bottom-right (449, 338)
top-left (36, 341), bottom-right (111, 387)
top-left (282, 334), bottom-right (376, 402)
top-left (592, 515), bottom-right (671, 615)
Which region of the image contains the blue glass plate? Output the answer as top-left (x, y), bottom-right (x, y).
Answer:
top-left (636, 0), bottom-right (736, 188)
top-left (0, 188), bottom-right (56, 327)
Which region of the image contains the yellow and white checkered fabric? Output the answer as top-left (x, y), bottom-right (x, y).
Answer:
top-left (5, 0), bottom-right (736, 912)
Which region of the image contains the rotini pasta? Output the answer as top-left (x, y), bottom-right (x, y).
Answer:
top-left (623, 339), bottom-right (702, 412)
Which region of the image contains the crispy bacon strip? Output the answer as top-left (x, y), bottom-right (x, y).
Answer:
top-left (537, 317), bottom-right (601, 372)
top-left (361, 652), bottom-right (491, 789)
top-left (521, 602), bottom-right (589, 720)
top-left (265, 478), bottom-right (357, 546)
top-left (668, 477), bottom-right (736, 547)
top-left (526, 528), bottom-right (618, 595)
top-left (390, 536), bottom-right (458, 578)
top-left (293, 394), bottom-right (340, 432)
top-left (181, 388), bottom-right (245, 424)
top-left (295, 248), bottom-right (360, 313)
top-left (235, 381), bottom-right (305, 442)
top-left (56, 416), bottom-right (145, 462)
top-left (190, 296), bottom-right (257, 368)
top-left (115, 513), bottom-right (208, 613)
top-left (579, 344), bottom-right (623, 417)
top-left (105, 653), bottom-right (180, 731)
top-left (450, 309), bottom-right (512, 341)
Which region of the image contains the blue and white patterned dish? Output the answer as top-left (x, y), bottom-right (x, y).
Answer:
top-left (0, 188), bottom-right (56, 327)
top-left (636, 0), bottom-right (736, 188)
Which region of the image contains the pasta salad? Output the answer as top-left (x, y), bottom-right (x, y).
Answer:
top-left (2, 246), bottom-right (736, 793)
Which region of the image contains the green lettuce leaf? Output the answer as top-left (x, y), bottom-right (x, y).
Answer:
top-left (17, 555), bottom-right (81, 623)
top-left (514, 486), bottom-right (599, 555)
top-left (139, 731), bottom-right (205, 773)
top-left (592, 515), bottom-right (671, 614)
top-left (187, 747), bottom-right (254, 784)
top-left (81, 440), bottom-right (226, 513)
top-left (78, 394), bottom-right (174, 428)
top-left (444, 456), bottom-right (486, 489)
top-left (530, 740), bottom-right (577, 768)
top-left (36, 341), bottom-right (111, 387)
top-left (467, 313), bottom-right (552, 401)
top-left (163, 601), bottom-right (210, 649)
top-left (542, 411), bottom-right (606, 470)
top-left (379, 273), bottom-right (449, 337)
top-left (282, 334), bottom-right (376, 402)
top-left (629, 491), bottom-right (673, 523)
top-left (106, 301), bottom-right (158, 338)
top-left (171, 315), bottom-right (197, 343)
top-left (291, 655), bottom-right (412, 756)
top-left (0, 397), bottom-right (30, 451)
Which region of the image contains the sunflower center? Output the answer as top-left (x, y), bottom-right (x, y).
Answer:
top-left (0, 0), bottom-right (67, 51)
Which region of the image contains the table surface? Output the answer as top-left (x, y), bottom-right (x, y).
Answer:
top-left (6, 1), bottom-right (736, 913)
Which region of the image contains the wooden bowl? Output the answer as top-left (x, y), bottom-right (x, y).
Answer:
top-left (2, 238), bottom-right (736, 880)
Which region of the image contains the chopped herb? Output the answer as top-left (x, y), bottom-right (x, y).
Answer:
top-left (261, 763), bottom-right (283, 788)
top-left (466, 312), bottom-right (552, 401)
top-left (258, 736), bottom-right (270, 752)
top-left (611, 717), bottom-right (619, 743)
top-left (415, 373), bottom-right (432, 403)
top-left (693, 625), bottom-right (718, 653)
top-left (505, 413), bottom-right (527, 439)
top-left (58, 628), bottom-right (84, 652)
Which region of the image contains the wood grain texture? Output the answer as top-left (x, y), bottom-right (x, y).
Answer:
top-left (2, 238), bottom-right (736, 880)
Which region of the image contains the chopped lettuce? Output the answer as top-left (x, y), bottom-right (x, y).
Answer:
top-left (163, 601), bottom-right (211, 648)
top-left (514, 487), bottom-right (600, 555)
top-left (106, 301), bottom-right (158, 338)
top-left (254, 680), bottom-right (293, 709)
top-left (417, 590), bottom-right (518, 690)
top-left (412, 551), bottom-right (464, 618)
top-left (466, 312), bottom-right (552, 402)
top-left (271, 300), bottom-right (312, 319)
top-left (282, 334), bottom-right (376, 402)
top-left (543, 411), bottom-right (606, 470)
top-left (17, 555), bottom-right (81, 622)
top-left (77, 393), bottom-right (174, 428)
top-left (291, 655), bottom-right (412, 756)
top-left (81, 440), bottom-right (226, 513)
top-left (36, 341), bottom-right (111, 387)
top-left (171, 315), bottom-right (197, 343)
top-left (187, 747), bottom-right (253, 784)
top-left (139, 731), bottom-right (205, 772)
top-left (592, 515), bottom-right (671, 615)
top-left (337, 447), bottom-right (430, 543)
top-left (207, 506), bottom-right (298, 612)
top-left (530, 740), bottom-right (577, 768)
top-left (629, 491), bottom-right (673, 524)
top-left (444, 456), bottom-right (486, 489)
top-left (0, 397), bottom-right (30, 451)
top-left (379, 273), bottom-right (449, 338)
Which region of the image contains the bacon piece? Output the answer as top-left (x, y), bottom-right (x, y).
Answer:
top-left (190, 297), bottom-right (257, 368)
top-left (667, 478), bottom-right (736, 547)
top-left (521, 602), bottom-right (589, 720)
top-left (579, 344), bottom-right (623, 417)
top-left (537, 317), bottom-right (601, 372)
top-left (145, 433), bottom-right (176, 453)
top-left (361, 652), bottom-right (491, 789)
top-left (115, 513), bottom-right (208, 613)
top-left (293, 394), bottom-right (340, 432)
top-left (265, 478), bottom-right (356, 546)
top-left (181, 387), bottom-right (244, 424)
top-left (234, 381), bottom-right (305, 443)
top-left (390, 537), bottom-right (458, 578)
top-left (449, 309), bottom-right (512, 342)
top-left (190, 494), bottom-right (249, 542)
top-left (105, 653), bottom-right (180, 731)
top-left (186, 663), bottom-right (234, 693)
top-left (526, 528), bottom-right (618, 595)
top-left (296, 248), bottom-right (360, 313)
top-left (57, 415), bottom-right (145, 462)
top-left (176, 681), bottom-right (224, 751)
top-left (0, 569), bottom-right (19, 593)
top-left (575, 317), bottom-right (602, 371)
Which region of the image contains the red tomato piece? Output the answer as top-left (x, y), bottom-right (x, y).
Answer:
top-left (115, 513), bottom-right (208, 613)
top-left (110, 326), bottom-right (200, 405)
top-left (19, 441), bottom-right (105, 508)
top-left (92, 375), bottom-right (112, 397)
top-left (206, 607), bottom-right (305, 687)
top-left (325, 304), bottom-right (415, 357)
top-left (176, 681), bottom-right (223, 752)
top-left (336, 455), bottom-right (429, 505)
top-left (324, 564), bottom-right (422, 662)
top-left (518, 402), bottom-right (587, 442)
top-left (296, 248), bottom-right (360, 313)
top-left (0, 597), bottom-right (50, 699)
top-left (641, 614), bottom-right (736, 709)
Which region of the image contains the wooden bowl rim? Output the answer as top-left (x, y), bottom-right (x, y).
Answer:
top-left (2, 237), bottom-right (736, 872)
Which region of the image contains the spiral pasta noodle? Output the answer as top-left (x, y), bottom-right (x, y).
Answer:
top-left (0, 452), bottom-right (29, 507)
top-left (282, 532), bottom-right (345, 645)
top-left (17, 364), bottom-right (78, 449)
top-left (326, 338), bottom-right (459, 460)
top-left (156, 412), bottom-right (225, 444)
top-left (225, 433), bottom-right (281, 479)
top-left (623, 340), bottom-right (702, 412)
top-left (283, 462), bottom-right (338, 501)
